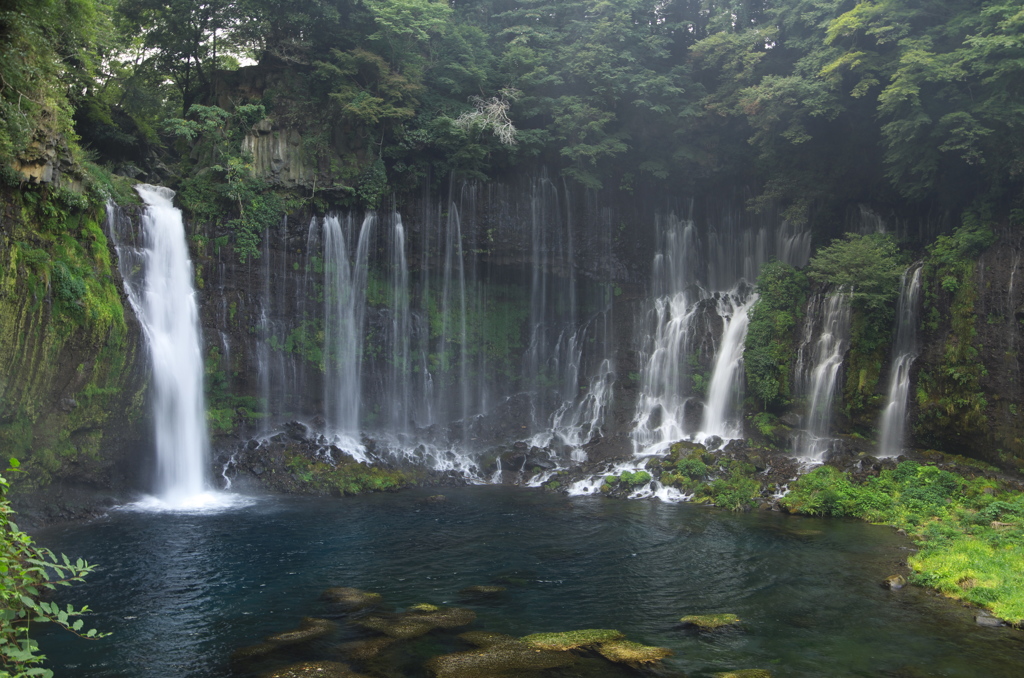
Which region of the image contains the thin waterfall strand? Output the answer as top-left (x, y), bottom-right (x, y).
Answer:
top-left (878, 266), bottom-right (922, 457)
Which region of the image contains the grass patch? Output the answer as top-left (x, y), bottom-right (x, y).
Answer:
top-left (782, 461), bottom-right (1024, 623)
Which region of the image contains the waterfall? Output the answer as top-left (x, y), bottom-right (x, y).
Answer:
top-left (699, 288), bottom-right (758, 441)
top-left (120, 186), bottom-right (210, 504)
top-left (795, 289), bottom-right (852, 459)
top-left (877, 266), bottom-right (922, 458)
top-left (323, 214), bottom-right (374, 458)
top-left (631, 214), bottom-right (705, 455)
top-left (386, 214), bottom-right (412, 434)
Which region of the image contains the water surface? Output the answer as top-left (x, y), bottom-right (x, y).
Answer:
top-left (37, 486), bottom-right (1024, 677)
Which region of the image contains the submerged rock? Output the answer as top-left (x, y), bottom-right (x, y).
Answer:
top-left (595, 639), bottom-right (673, 664)
top-left (678, 613), bottom-right (741, 630)
top-left (459, 585), bottom-right (507, 596)
top-left (261, 660), bottom-right (367, 677)
top-left (357, 607), bottom-right (477, 639)
top-left (266, 617), bottom-right (336, 645)
top-left (425, 638), bottom-right (576, 678)
top-left (321, 587), bottom-right (383, 611)
top-left (408, 603), bottom-right (440, 612)
top-left (975, 611), bottom-right (1005, 628)
top-left (336, 635), bottom-right (398, 660)
top-left (883, 575), bottom-right (907, 590)
top-left (520, 629), bottom-right (624, 651)
top-left (713, 670), bottom-right (773, 678)
top-left (458, 631), bottom-right (518, 648)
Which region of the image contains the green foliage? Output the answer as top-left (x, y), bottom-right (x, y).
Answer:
top-left (916, 213), bottom-right (996, 442)
top-left (808, 233), bottom-right (903, 311)
top-left (1, 460), bottom-right (108, 677)
top-left (783, 460), bottom-right (1024, 622)
top-left (618, 470), bottom-right (652, 486)
top-left (744, 261), bottom-right (809, 410)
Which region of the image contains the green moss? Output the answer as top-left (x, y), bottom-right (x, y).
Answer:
top-left (595, 639), bottom-right (672, 664)
top-left (679, 613), bottom-right (741, 630)
top-left (745, 261), bottom-right (808, 411)
top-left (520, 629), bottom-right (624, 651)
top-left (285, 454), bottom-right (410, 496)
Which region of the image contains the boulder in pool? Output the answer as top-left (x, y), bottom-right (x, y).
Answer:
top-left (520, 629), bottom-right (624, 651)
top-left (679, 613), bottom-right (741, 630)
top-left (266, 617), bottom-right (336, 645)
top-left (321, 587), bottom-right (383, 611)
top-left (358, 607), bottom-right (477, 639)
top-left (883, 575), bottom-right (907, 590)
top-left (426, 638), bottom-right (576, 678)
top-left (595, 639), bottom-right (673, 664)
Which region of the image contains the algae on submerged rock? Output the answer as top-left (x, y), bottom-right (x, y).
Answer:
top-left (679, 613), bottom-right (741, 630)
top-left (520, 628), bottom-right (624, 650)
top-left (595, 639), bottom-right (673, 664)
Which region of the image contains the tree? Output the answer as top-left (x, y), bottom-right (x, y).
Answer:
top-left (1, 459), bottom-right (107, 678)
top-left (808, 233), bottom-right (903, 311)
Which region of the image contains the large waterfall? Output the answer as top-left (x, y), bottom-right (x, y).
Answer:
top-left (877, 266), bottom-right (922, 458)
top-left (115, 186), bottom-right (211, 505)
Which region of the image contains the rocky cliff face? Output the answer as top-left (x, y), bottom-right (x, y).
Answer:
top-left (1, 187), bottom-right (149, 523)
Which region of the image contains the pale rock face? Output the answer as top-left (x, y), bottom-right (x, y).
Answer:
top-left (242, 121), bottom-right (312, 188)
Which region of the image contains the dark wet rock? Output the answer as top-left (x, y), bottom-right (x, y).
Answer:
top-left (883, 575), bottom-right (907, 590)
top-left (705, 435), bottom-right (724, 451)
top-left (425, 638), bottom-right (576, 678)
top-left (321, 587), bottom-right (383, 611)
top-left (976, 611), bottom-right (1005, 628)
top-left (261, 660), bottom-right (367, 677)
top-left (424, 495), bottom-right (447, 503)
top-left (266, 617), bottom-right (336, 645)
top-left (678, 613), bottom-right (741, 630)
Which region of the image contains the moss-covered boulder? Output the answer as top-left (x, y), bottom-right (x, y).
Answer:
top-left (520, 629), bottom-right (624, 651)
top-left (266, 617), bottom-right (336, 645)
top-left (425, 639), bottom-right (576, 678)
top-left (595, 639), bottom-right (672, 664)
top-left (357, 607), bottom-right (476, 639)
top-left (261, 660), bottom-right (367, 677)
top-left (321, 587), bottom-right (383, 611)
top-left (679, 613), bottom-right (741, 630)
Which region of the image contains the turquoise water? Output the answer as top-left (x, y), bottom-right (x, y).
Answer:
top-left (36, 486), bottom-right (1024, 677)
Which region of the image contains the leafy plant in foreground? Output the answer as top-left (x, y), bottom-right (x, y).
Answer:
top-left (1, 459), bottom-right (108, 677)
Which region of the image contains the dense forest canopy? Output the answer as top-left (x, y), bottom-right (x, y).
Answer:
top-left (2, 0), bottom-right (1024, 227)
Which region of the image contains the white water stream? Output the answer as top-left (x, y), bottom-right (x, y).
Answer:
top-left (877, 266), bottom-right (922, 458)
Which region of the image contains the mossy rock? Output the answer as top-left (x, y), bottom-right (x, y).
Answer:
top-left (520, 629), bottom-right (624, 651)
top-left (336, 635), bottom-right (397, 660)
top-left (459, 585), bottom-right (507, 595)
top-left (458, 631), bottom-right (518, 648)
top-left (409, 603), bottom-right (440, 612)
top-left (713, 670), bottom-right (773, 678)
top-left (266, 617), bottom-right (336, 645)
top-left (321, 587), bottom-right (383, 611)
top-left (261, 660), bottom-right (367, 677)
top-left (358, 607), bottom-right (476, 639)
top-left (679, 614), bottom-right (741, 630)
top-left (595, 639), bottom-right (673, 664)
top-left (425, 639), bottom-right (576, 678)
